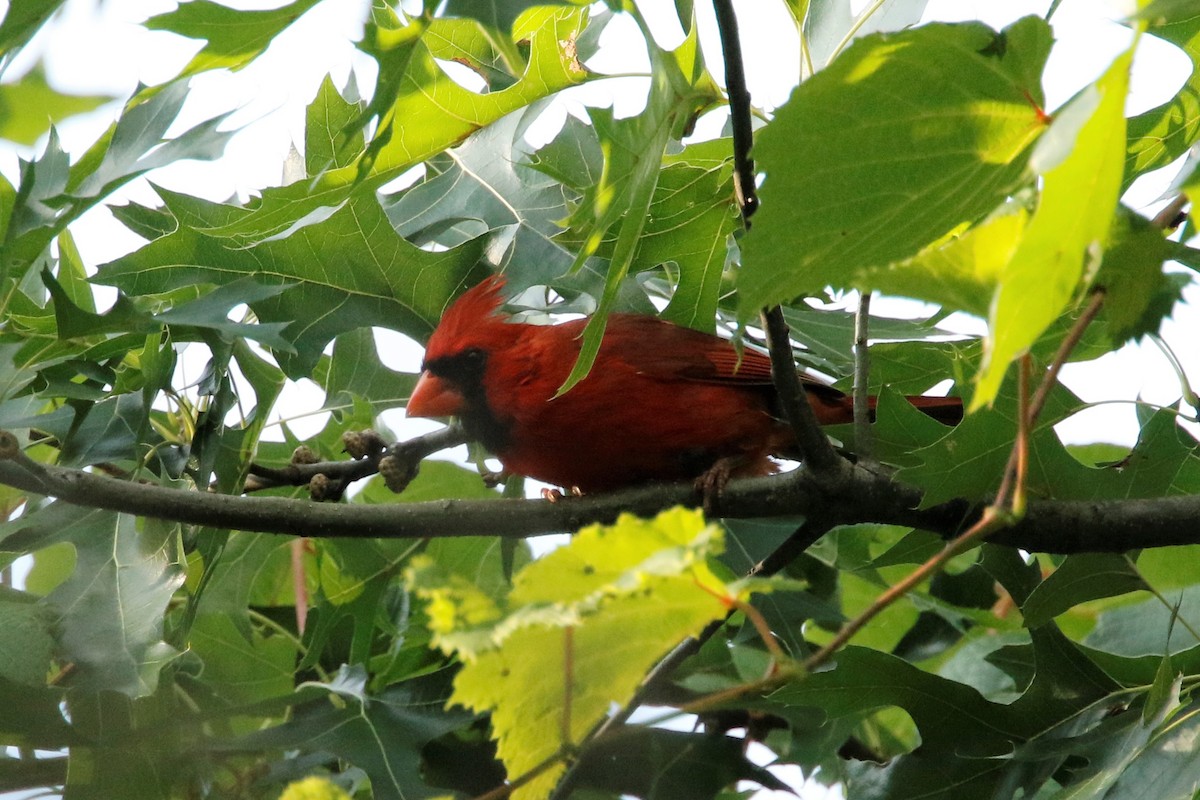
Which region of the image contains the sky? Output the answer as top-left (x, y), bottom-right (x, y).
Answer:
top-left (1, 1), bottom-right (1198, 798)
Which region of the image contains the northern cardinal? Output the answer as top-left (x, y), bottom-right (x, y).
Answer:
top-left (406, 277), bottom-right (962, 492)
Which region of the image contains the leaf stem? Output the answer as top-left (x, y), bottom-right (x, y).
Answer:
top-left (853, 291), bottom-right (874, 461)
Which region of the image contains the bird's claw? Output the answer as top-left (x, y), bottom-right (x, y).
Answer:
top-left (541, 486), bottom-right (583, 503)
top-left (695, 459), bottom-right (736, 517)
top-left (482, 469), bottom-right (510, 488)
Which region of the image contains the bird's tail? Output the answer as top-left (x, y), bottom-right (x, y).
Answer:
top-left (805, 387), bottom-right (963, 426)
top-left (896, 395), bottom-right (964, 425)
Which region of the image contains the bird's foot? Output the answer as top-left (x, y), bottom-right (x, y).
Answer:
top-left (541, 486), bottom-right (583, 503)
top-left (695, 458), bottom-right (737, 516)
top-left (481, 469), bottom-right (510, 488)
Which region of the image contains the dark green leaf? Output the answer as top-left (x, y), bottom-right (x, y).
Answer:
top-left (574, 728), bottom-right (791, 799)
top-left (1022, 554), bottom-right (1149, 628)
top-left (0, 592), bottom-right (54, 685)
top-left (5, 505), bottom-right (183, 697)
top-left (1094, 210), bottom-right (1180, 344)
top-left (235, 666), bottom-right (471, 800)
top-left (319, 328), bottom-right (416, 416)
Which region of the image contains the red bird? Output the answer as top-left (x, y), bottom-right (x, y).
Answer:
top-left (406, 277), bottom-right (962, 493)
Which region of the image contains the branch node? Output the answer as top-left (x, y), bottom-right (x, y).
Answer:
top-left (343, 429), bottom-right (387, 460)
top-left (379, 454), bottom-right (418, 494)
top-left (291, 445), bottom-right (319, 465)
top-left (308, 473), bottom-right (331, 502)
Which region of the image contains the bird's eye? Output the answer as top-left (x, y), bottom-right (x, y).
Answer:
top-left (462, 348), bottom-right (485, 363)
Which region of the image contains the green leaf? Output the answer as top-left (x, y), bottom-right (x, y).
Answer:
top-left (192, 532), bottom-right (304, 631)
top-left (1047, 685), bottom-right (1192, 800)
top-left (45, 268), bottom-right (293, 350)
top-left (0, 0), bottom-right (67, 60)
top-left (319, 327), bottom-right (417, 416)
top-left (895, 378), bottom-right (1084, 506)
top-left (4, 506), bottom-right (183, 697)
top-left (2, 80), bottom-right (233, 282)
top-left (1125, 2), bottom-right (1200, 187)
top-left (557, 18), bottom-right (718, 392)
top-left (643, 156), bottom-right (738, 331)
top-left (209, 7), bottom-right (589, 243)
top-left (94, 190), bottom-right (486, 376)
top-left (0, 67), bottom-right (113, 145)
top-left (146, 0), bottom-right (325, 76)
top-left (56, 393), bottom-right (151, 467)
top-left (383, 105), bottom-right (576, 281)
top-left (236, 667), bottom-right (472, 800)
top-left (1, 127), bottom-right (69, 279)
top-left (857, 206), bottom-right (1028, 319)
top-left (777, 303), bottom-right (956, 378)
top-left (0, 591), bottom-right (54, 685)
top-left (189, 612), bottom-right (297, 707)
top-left (62, 690), bottom-right (178, 800)
top-left (443, 0), bottom-right (547, 37)
top-left (1022, 554), bottom-right (1149, 628)
top-left (802, 0), bottom-right (932, 72)
top-left (572, 727), bottom-right (790, 799)
top-left (1086, 584), bottom-right (1200, 658)
top-left (1136, 546), bottom-right (1200, 590)
top-left (425, 16), bottom-right (523, 90)
top-left (773, 645), bottom-right (1026, 756)
top-left (740, 17), bottom-right (1051, 315)
top-left (0, 676), bottom-right (71, 748)
top-left (1142, 653), bottom-right (1178, 725)
top-left (972, 41), bottom-right (1133, 409)
top-left (305, 74), bottom-right (363, 176)
top-left (67, 79), bottom-right (234, 201)
top-left (1093, 211), bottom-right (1179, 344)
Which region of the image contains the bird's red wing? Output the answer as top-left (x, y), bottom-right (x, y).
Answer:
top-left (597, 315), bottom-right (776, 385)
top-left (598, 314), bottom-right (840, 393)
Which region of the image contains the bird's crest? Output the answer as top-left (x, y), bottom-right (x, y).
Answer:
top-left (424, 275), bottom-right (511, 360)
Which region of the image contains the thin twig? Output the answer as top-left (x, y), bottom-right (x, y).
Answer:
top-left (800, 506), bottom-right (1007, 673)
top-left (471, 749), bottom-right (570, 800)
top-left (1027, 290), bottom-right (1105, 425)
top-left (562, 626), bottom-right (575, 748)
top-left (1151, 193), bottom-right (1189, 230)
top-left (712, 0), bottom-right (842, 477)
top-left (712, 0), bottom-right (758, 222)
top-left (761, 307), bottom-right (847, 477)
top-left (795, 288), bottom-right (1109, 673)
top-left (853, 291), bottom-right (874, 460)
top-left (546, 515), bottom-right (835, 800)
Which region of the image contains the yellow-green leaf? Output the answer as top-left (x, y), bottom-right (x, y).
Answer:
top-left (408, 508), bottom-right (738, 800)
top-left (972, 42), bottom-right (1135, 409)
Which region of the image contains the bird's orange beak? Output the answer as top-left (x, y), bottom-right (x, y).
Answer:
top-left (407, 371), bottom-right (465, 418)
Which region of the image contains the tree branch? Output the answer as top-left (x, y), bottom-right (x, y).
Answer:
top-left (244, 425), bottom-right (468, 495)
top-left (4, 428), bottom-right (1200, 554)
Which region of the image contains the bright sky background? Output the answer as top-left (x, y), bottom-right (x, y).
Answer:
top-left (0, 1), bottom-right (1197, 798)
